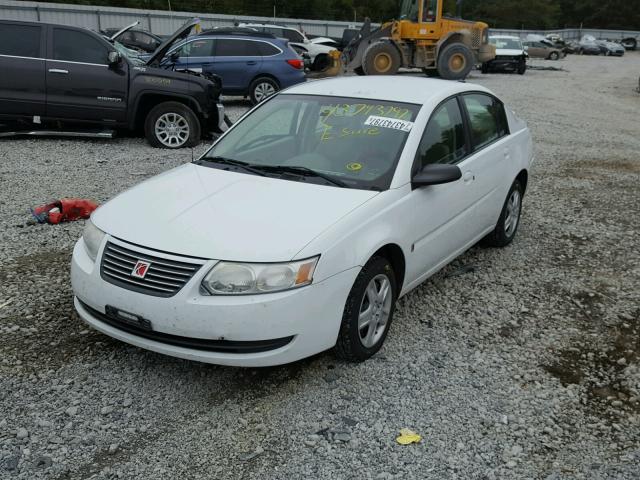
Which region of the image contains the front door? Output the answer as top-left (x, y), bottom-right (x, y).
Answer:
top-left (46, 27), bottom-right (128, 123)
top-left (402, 97), bottom-right (481, 286)
top-left (0, 22), bottom-right (46, 117)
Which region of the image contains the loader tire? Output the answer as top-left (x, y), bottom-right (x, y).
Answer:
top-left (363, 42), bottom-right (401, 75)
top-left (437, 43), bottom-right (474, 80)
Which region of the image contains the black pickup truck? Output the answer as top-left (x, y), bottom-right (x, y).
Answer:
top-left (0, 19), bottom-right (227, 148)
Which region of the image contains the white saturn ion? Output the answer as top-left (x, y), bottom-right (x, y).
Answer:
top-left (72, 76), bottom-right (533, 367)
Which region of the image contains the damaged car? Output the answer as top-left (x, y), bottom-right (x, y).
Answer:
top-left (482, 35), bottom-right (527, 75)
top-left (71, 76), bottom-right (533, 367)
top-left (0, 19), bottom-right (227, 148)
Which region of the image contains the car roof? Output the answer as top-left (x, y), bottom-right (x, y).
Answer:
top-left (242, 23), bottom-right (295, 30)
top-left (490, 35), bottom-right (521, 40)
top-left (283, 76), bottom-right (490, 105)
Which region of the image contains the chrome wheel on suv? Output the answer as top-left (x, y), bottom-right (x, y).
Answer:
top-left (249, 77), bottom-right (279, 105)
top-left (155, 112), bottom-right (190, 148)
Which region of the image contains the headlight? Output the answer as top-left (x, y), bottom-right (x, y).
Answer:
top-left (82, 219), bottom-right (105, 262)
top-left (201, 256), bottom-right (319, 295)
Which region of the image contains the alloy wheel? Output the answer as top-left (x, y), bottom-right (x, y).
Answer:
top-left (253, 82), bottom-right (276, 102)
top-left (504, 189), bottom-right (521, 237)
top-left (358, 274), bottom-right (392, 348)
top-left (154, 112), bottom-right (189, 148)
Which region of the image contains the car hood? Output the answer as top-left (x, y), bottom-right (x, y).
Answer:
top-left (496, 48), bottom-right (524, 56)
top-left (145, 18), bottom-right (200, 67)
top-left (293, 42), bottom-right (336, 54)
top-left (92, 163), bottom-right (378, 262)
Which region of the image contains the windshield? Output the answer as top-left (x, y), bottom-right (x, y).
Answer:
top-left (112, 40), bottom-right (146, 66)
top-left (490, 37), bottom-right (522, 50)
top-left (201, 94), bottom-right (420, 191)
top-left (399, 0), bottom-right (419, 21)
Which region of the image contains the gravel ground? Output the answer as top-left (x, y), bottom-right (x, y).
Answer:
top-left (1, 53), bottom-right (639, 479)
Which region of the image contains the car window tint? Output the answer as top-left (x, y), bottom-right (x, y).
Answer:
top-left (53, 28), bottom-right (108, 64)
top-left (0, 24), bottom-right (41, 57)
top-left (215, 39), bottom-right (260, 57)
top-left (258, 42), bottom-right (280, 56)
top-left (416, 98), bottom-right (466, 169)
top-left (282, 29), bottom-right (305, 43)
top-left (184, 39), bottom-right (215, 57)
top-left (266, 27), bottom-right (284, 38)
top-left (463, 94), bottom-right (507, 149)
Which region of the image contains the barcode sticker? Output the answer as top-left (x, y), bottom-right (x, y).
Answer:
top-left (364, 115), bottom-right (414, 132)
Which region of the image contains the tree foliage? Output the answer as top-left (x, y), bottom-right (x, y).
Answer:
top-left (37, 0), bottom-right (640, 29)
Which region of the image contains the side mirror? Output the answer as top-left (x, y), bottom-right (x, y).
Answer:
top-left (412, 164), bottom-right (462, 188)
top-left (108, 51), bottom-right (122, 66)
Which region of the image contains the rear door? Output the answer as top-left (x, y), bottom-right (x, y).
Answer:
top-left (212, 39), bottom-right (262, 93)
top-left (0, 21), bottom-right (46, 117)
top-left (460, 93), bottom-right (512, 231)
top-left (46, 26), bottom-right (128, 123)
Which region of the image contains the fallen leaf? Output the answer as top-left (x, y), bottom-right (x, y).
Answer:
top-left (396, 428), bottom-right (422, 445)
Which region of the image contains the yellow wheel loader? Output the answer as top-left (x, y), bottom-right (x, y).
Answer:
top-left (342, 0), bottom-right (495, 80)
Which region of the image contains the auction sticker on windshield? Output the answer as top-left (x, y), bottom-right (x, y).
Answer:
top-left (364, 116), bottom-right (414, 132)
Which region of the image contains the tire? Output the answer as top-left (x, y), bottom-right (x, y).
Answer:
top-left (249, 76), bottom-right (279, 105)
top-left (578, 48), bottom-right (584, 55)
top-left (354, 66), bottom-right (365, 76)
top-left (363, 42), bottom-right (402, 75)
top-left (517, 61), bottom-right (526, 75)
top-left (437, 43), bottom-right (474, 80)
top-left (621, 38), bottom-right (637, 51)
top-left (144, 101), bottom-right (200, 149)
top-left (335, 256), bottom-right (397, 362)
top-left (482, 179), bottom-right (523, 248)
top-left (549, 51), bottom-right (560, 60)
top-left (480, 62), bottom-right (490, 74)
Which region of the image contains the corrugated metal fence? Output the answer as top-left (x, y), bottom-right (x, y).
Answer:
top-left (1, 0), bottom-right (639, 41)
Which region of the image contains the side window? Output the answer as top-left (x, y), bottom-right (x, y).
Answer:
top-left (462, 94), bottom-right (508, 149)
top-left (266, 27), bottom-right (284, 38)
top-left (282, 29), bottom-right (305, 43)
top-left (0, 24), bottom-right (41, 58)
top-left (415, 98), bottom-right (467, 170)
top-left (120, 31), bottom-right (134, 42)
top-left (53, 28), bottom-right (108, 64)
top-left (258, 42), bottom-right (280, 56)
top-left (215, 39), bottom-right (257, 57)
top-left (184, 39), bottom-right (215, 57)
top-left (136, 32), bottom-right (156, 47)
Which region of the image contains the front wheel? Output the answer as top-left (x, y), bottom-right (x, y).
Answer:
top-left (363, 42), bottom-right (402, 75)
top-left (482, 180), bottom-right (523, 248)
top-left (437, 43), bottom-right (474, 80)
top-left (144, 101), bottom-right (201, 149)
top-left (517, 61), bottom-right (527, 75)
top-left (249, 77), bottom-right (279, 105)
top-left (335, 256), bottom-right (397, 362)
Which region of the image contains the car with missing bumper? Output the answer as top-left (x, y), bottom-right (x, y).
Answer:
top-left (482, 35), bottom-right (527, 74)
top-left (0, 19), bottom-right (226, 148)
top-left (71, 76), bottom-right (533, 367)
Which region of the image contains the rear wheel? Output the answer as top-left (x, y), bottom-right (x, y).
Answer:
top-left (144, 101), bottom-right (200, 149)
top-left (249, 76), bottom-right (279, 105)
top-left (482, 179), bottom-right (523, 248)
top-left (335, 256), bottom-right (397, 362)
top-left (437, 43), bottom-right (474, 80)
top-left (363, 42), bottom-right (402, 75)
top-left (549, 51), bottom-right (560, 60)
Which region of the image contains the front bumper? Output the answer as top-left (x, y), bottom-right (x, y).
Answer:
top-left (71, 237), bottom-right (359, 366)
top-left (485, 56), bottom-right (523, 70)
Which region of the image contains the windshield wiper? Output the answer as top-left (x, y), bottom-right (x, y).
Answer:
top-left (196, 156), bottom-right (266, 176)
top-left (252, 165), bottom-right (347, 188)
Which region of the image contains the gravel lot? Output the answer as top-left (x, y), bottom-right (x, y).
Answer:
top-left (1, 53), bottom-right (639, 479)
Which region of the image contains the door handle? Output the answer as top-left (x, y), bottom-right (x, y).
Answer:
top-left (246, 60), bottom-right (257, 65)
top-left (463, 171), bottom-right (475, 184)
top-left (48, 69), bottom-right (68, 74)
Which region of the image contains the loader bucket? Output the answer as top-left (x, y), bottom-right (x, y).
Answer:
top-left (305, 50), bottom-right (342, 79)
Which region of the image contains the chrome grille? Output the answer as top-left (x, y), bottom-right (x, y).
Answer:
top-left (100, 241), bottom-right (204, 297)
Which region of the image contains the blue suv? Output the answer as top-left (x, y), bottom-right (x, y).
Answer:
top-left (164, 29), bottom-right (306, 104)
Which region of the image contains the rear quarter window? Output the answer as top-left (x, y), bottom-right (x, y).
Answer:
top-left (0, 24), bottom-right (41, 58)
top-left (258, 42), bottom-right (281, 56)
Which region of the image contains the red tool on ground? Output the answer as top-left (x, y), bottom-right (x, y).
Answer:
top-left (30, 198), bottom-right (99, 224)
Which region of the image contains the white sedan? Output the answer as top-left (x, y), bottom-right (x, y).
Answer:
top-left (71, 76), bottom-right (533, 367)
